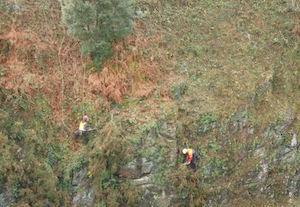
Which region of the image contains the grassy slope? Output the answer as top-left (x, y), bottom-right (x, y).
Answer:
top-left (158, 0), bottom-right (300, 120)
top-left (1, 0), bottom-right (300, 206)
top-left (152, 0), bottom-right (300, 206)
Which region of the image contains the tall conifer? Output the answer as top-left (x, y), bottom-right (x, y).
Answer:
top-left (61, 0), bottom-right (135, 67)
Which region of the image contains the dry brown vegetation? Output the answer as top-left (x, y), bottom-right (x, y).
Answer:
top-left (1, 0), bottom-right (300, 206)
top-left (0, 0), bottom-right (169, 130)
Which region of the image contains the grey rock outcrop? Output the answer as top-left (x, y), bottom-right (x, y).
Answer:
top-left (0, 187), bottom-right (15, 207)
top-left (72, 166), bottom-right (96, 207)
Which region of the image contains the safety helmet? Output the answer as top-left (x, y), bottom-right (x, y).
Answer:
top-left (83, 115), bottom-right (89, 121)
top-left (182, 148), bottom-right (188, 154)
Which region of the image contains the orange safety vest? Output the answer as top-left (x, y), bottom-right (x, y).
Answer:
top-left (186, 148), bottom-right (193, 163)
top-left (78, 121), bottom-right (87, 131)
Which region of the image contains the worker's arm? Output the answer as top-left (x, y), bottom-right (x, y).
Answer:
top-left (186, 154), bottom-right (193, 163)
top-left (183, 161), bottom-right (190, 165)
top-left (84, 124), bottom-right (92, 131)
top-left (182, 155), bottom-right (192, 166)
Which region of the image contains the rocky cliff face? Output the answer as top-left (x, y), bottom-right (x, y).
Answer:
top-left (71, 105), bottom-right (300, 206)
top-left (71, 122), bottom-right (178, 206)
top-left (0, 102), bottom-right (292, 207)
top-left (1, 107), bottom-right (298, 207)
top-left (72, 166), bottom-right (96, 207)
top-left (119, 122), bottom-right (178, 207)
top-left (68, 108), bottom-right (300, 207)
top-left (202, 106), bottom-right (300, 206)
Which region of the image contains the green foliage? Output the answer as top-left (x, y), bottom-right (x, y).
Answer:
top-left (169, 167), bottom-right (205, 206)
top-left (169, 82), bottom-right (188, 100)
top-left (0, 111), bottom-right (71, 206)
top-left (61, 0), bottom-right (135, 67)
top-left (87, 116), bottom-right (142, 206)
top-left (154, 148), bottom-right (171, 185)
top-left (0, 38), bottom-right (12, 57)
top-left (252, 136), bottom-right (259, 151)
top-left (195, 113), bottom-right (218, 136)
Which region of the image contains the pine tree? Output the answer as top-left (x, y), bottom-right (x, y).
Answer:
top-left (61, 0), bottom-right (135, 67)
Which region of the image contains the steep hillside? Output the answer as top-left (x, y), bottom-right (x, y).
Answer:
top-left (1, 0), bottom-right (300, 206)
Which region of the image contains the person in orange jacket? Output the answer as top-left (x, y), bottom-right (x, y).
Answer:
top-left (74, 115), bottom-right (92, 144)
top-left (182, 147), bottom-right (200, 172)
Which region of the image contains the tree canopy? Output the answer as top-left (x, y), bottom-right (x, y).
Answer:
top-left (61, 0), bottom-right (135, 67)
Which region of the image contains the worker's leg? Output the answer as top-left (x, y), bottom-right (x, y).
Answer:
top-left (83, 131), bottom-right (88, 144)
top-left (192, 159), bottom-right (197, 172)
top-left (74, 131), bottom-right (80, 139)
